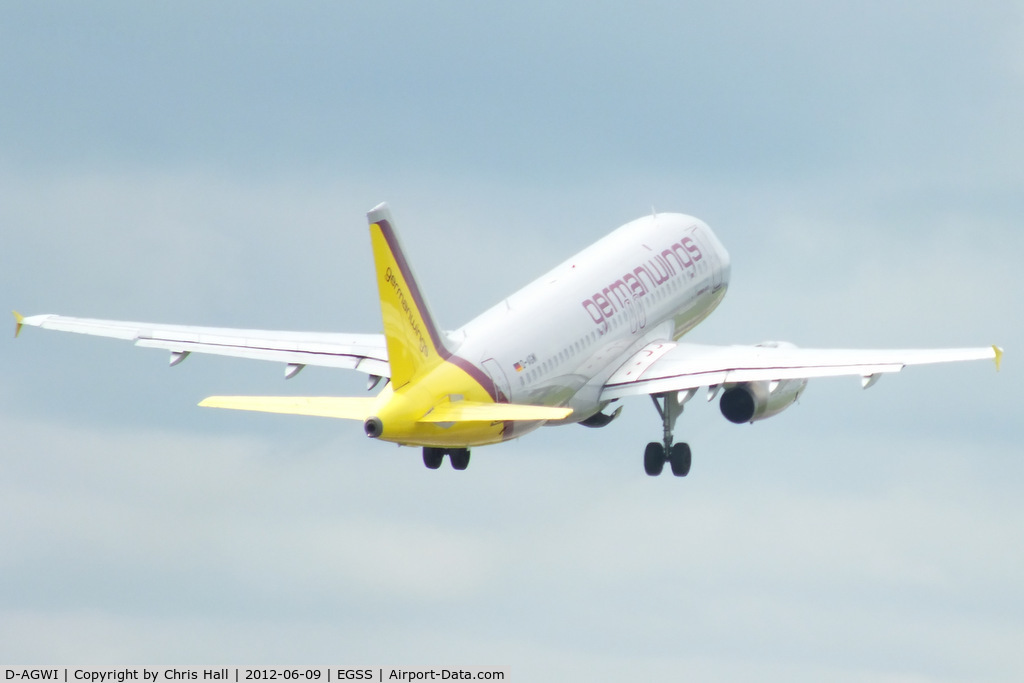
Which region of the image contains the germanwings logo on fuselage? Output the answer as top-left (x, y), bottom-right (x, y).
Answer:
top-left (581, 233), bottom-right (703, 333)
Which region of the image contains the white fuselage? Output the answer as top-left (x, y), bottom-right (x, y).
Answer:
top-left (447, 213), bottom-right (732, 440)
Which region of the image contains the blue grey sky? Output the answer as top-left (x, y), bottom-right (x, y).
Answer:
top-left (2, 2), bottom-right (1021, 680)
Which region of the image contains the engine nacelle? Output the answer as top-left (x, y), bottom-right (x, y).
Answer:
top-left (719, 378), bottom-right (807, 424)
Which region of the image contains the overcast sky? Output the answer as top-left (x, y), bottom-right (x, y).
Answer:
top-left (1, 2), bottom-right (1022, 680)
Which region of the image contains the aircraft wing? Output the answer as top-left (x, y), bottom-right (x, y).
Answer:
top-left (600, 340), bottom-right (1002, 400)
top-left (14, 313), bottom-right (390, 378)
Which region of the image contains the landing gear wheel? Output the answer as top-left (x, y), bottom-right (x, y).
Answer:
top-left (644, 442), bottom-right (665, 476)
top-left (669, 442), bottom-right (692, 477)
top-left (423, 447), bottom-right (444, 470)
top-left (647, 392), bottom-right (695, 480)
top-left (449, 449), bottom-right (470, 471)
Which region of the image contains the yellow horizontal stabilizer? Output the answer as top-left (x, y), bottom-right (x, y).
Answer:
top-left (419, 400), bottom-right (572, 423)
top-left (993, 345), bottom-right (1004, 371)
top-left (13, 311), bottom-right (24, 338)
top-left (199, 396), bottom-right (378, 420)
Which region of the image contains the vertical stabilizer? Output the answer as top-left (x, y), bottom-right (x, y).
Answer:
top-left (367, 203), bottom-right (449, 388)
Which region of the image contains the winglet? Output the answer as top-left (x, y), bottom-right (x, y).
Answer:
top-left (993, 345), bottom-right (1004, 372)
top-left (13, 311), bottom-right (24, 338)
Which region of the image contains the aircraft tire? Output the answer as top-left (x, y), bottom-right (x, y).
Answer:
top-left (423, 447), bottom-right (444, 470)
top-left (669, 442), bottom-right (692, 477)
top-left (644, 442), bottom-right (665, 476)
top-left (450, 449), bottom-right (470, 471)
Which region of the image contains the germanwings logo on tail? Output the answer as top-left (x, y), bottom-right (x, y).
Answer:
top-left (384, 266), bottom-right (429, 356)
top-left (368, 206), bottom-right (450, 388)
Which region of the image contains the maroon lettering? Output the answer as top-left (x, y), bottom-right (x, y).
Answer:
top-left (582, 299), bottom-right (603, 325)
top-left (633, 266), bottom-right (656, 292)
top-left (607, 279), bottom-right (631, 308)
top-left (593, 292), bottom-right (615, 318)
top-left (682, 236), bottom-right (703, 260)
top-left (671, 243), bottom-right (694, 269)
top-left (662, 248), bottom-right (685, 272)
top-left (647, 257), bottom-right (671, 284)
top-left (623, 272), bottom-right (646, 297)
top-left (579, 231), bottom-right (713, 331)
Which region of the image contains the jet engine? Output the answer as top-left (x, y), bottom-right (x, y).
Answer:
top-left (719, 378), bottom-right (807, 424)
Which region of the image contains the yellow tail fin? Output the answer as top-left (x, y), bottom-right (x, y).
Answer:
top-left (367, 203), bottom-right (449, 388)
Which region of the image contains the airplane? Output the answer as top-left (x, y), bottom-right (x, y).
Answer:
top-left (14, 203), bottom-right (1002, 476)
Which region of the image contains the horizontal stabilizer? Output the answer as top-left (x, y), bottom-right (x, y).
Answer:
top-left (198, 396), bottom-right (378, 420)
top-left (419, 400), bottom-right (572, 423)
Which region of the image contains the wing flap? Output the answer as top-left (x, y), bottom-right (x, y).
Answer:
top-left (602, 341), bottom-right (1000, 400)
top-left (135, 338), bottom-right (390, 375)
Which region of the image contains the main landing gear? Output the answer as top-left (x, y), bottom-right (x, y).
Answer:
top-left (423, 447), bottom-right (471, 471)
top-left (645, 391), bottom-right (693, 477)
